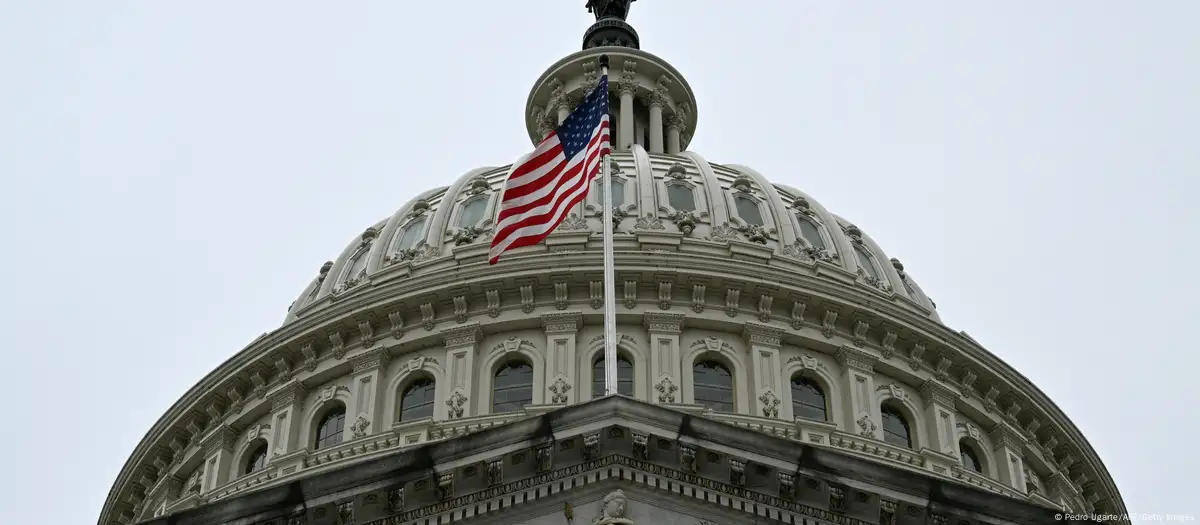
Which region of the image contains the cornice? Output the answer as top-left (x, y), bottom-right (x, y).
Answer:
top-left (349, 347), bottom-right (390, 375)
top-left (102, 251), bottom-right (1126, 524)
top-left (268, 380), bottom-right (308, 412)
top-left (441, 323), bottom-right (482, 348)
top-left (919, 379), bottom-right (957, 408)
top-left (199, 425), bottom-right (239, 458)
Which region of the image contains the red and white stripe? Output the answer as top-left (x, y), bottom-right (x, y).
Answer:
top-left (488, 115), bottom-right (611, 264)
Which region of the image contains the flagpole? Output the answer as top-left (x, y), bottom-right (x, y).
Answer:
top-left (598, 55), bottom-right (618, 397)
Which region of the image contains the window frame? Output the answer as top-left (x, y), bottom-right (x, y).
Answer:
top-left (789, 374), bottom-right (828, 422)
top-left (491, 359), bottom-right (535, 414)
top-left (397, 376), bottom-right (437, 422)
top-left (880, 404), bottom-right (913, 449)
top-left (592, 353), bottom-right (635, 398)
top-left (313, 405), bottom-right (347, 451)
top-left (692, 359), bottom-right (735, 413)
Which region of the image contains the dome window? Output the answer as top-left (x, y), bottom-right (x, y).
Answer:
top-left (790, 375), bottom-right (827, 422)
top-left (734, 195), bottom-right (764, 226)
top-left (398, 377), bottom-right (436, 422)
top-left (881, 404), bottom-right (912, 449)
top-left (593, 354), bottom-right (634, 397)
top-left (493, 360), bottom-right (534, 413)
top-left (596, 178), bottom-right (626, 207)
top-left (394, 217), bottom-right (427, 251)
top-left (693, 360), bottom-right (734, 412)
top-left (797, 218), bottom-right (827, 250)
top-left (458, 197), bottom-right (488, 227)
top-left (243, 439), bottom-right (268, 475)
top-left (667, 184), bottom-right (696, 212)
top-left (854, 245), bottom-right (880, 280)
top-left (314, 405), bottom-right (346, 450)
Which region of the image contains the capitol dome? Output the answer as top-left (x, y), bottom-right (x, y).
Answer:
top-left (102, 3), bottom-right (1126, 525)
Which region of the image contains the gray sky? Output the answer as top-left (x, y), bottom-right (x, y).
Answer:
top-left (1, 1), bottom-right (1195, 523)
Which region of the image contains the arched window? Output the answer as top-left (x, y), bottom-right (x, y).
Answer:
top-left (854, 246), bottom-right (880, 280)
top-left (790, 375), bottom-right (827, 421)
top-left (492, 361), bottom-right (534, 413)
top-left (797, 219), bottom-right (827, 250)
top-left (458, 198), bottom-right (487, 227)
top-left (667, 184), bottom-right (696, 212)
top-left (693, 360), bottom-right (734, 412)
top-left (314, 405), bottom-right (346, 450)
top-left (880, 405), bottom-right (912, 449)
top-left (597, 178), bottom-right (626, 207)
top-left (960, 440), bottom-right (984, 473)
top-left (395, 217), bottom-right (427, 251)
top-left (734, 195), bottom-right (764, 226)
top-left (592, 355), bottom-right (634, 397)
top-left (341, 250), bottom-right (369, 283)
top-left (398, 378), bottom-right (436, 422)
top-left (243, 439), bottom-right (268, 475)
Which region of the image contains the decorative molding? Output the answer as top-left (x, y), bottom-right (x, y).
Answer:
top-left (441, 324), bottom-right (482, 348)
top-left (836, 346), bottom-right (877, 372)
top-left (742, 322), bottom-right (784, 348)
top-left (919, 379), bottom-right (957, 408)
top-left (643, 312), bottom-right (685, 334)
top-left (542, 311), bottom-right (582, 334)
top-left (350, 347), bottom-right (389, 375)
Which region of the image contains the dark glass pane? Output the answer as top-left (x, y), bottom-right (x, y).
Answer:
top-left (797, 219), bottom-right (826, 250)
top-left (592, 356), bottom-right (634, 397)
top-left (854, 246), bottom-right (879, 279)
top-left (790, 376), bottom-right (827, 421)
top-left (399, 378), bottom-right (436, 422)
top-left (880, 407), bottom-right (911, 449)
top-left (597, 179), bottom-right (626, 207)
top-left (396, 217), bottom-right (427, 250)
top-left (693, 361), bottom-right (734, 412)
top-left (244, 442), bottom-right (268, 475)
top-left (493, 362), bottom-right (533, 413)
top-left (735, 196), bottom-right (764, 226)
top-left (961, 444), bottom-right (983, 473)
top-left (667, 184), bottom-right (696, 212)
top-left (315, 407), bottom-right (346, 450)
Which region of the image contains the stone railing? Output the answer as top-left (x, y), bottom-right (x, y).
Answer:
top-left (205, 468), bottom-right (279, 501)
top-left (828, 431), bottom-right (925, 468)
top-left (951, 465), bottom-right (1025, 499)
top-left (428, 411), bottom-right (527, 440)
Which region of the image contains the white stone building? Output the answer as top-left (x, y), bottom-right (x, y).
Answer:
top-left (100, 2), bottom-right (1127, 524)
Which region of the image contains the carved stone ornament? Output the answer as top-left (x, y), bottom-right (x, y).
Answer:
top-left (405, 199), bottom-right (431, 219)
top-left (559, 213), bottom-right (589, 231)
top-left (590, 488), bottom-right (633, 524)
top-left (350, 414), bottom-right (370, 439)
top-left (446, 390), bottom-right (467, 419)
top-left (856, 413), bottom-right (877, 437)
top-left (665, 210), bottom-right (699, 235)
top-left (781, 240), bottom-right (839, 264)
top-left (654, 376), bottom-right (678, 403)
top-left (634, 213), bottom-right (664, 230)
top-left (707, 222), bottom-right (738, 242)
top-left (734, 222), bottom-right (776, 244)
top-left (549, 377), bottom-right (572, 404)
top-left (450, 225), bottom-right (489, 246)
top-left (758, 390), bottom-right (780, 418)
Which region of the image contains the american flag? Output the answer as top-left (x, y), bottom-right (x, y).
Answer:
top-left (489, 73), bottom-right (611, 265)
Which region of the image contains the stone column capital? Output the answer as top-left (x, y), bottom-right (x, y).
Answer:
top-left (541, 311), bottom-right (583, 334)
top-left (349, 347), bottom-right (390, 375)
top-left (268, 380), bottom-right (309, 412)
top-left (989, 422), bottom-right (1027, 450)
top-left (919, 379), bottom-right (958, 408)
top-left (835, 345), bottom-right (877, 372)
top-left (741, 322), bottom-right (784, 348)
top-left (199, 424), bottom-right (239, 457)
top-left (441, 323), bottom-right (483, 349)
top-left (643, 312), bottom-right (685, 334)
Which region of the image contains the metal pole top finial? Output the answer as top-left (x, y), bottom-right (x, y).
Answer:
top-left (598, 55), bottom-right (610, 69)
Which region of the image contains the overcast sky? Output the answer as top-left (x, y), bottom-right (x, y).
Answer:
top-left (1, 1), bottom-right (1196, 523)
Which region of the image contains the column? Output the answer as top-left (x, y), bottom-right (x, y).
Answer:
top-left (990, 424), bottom-right (1029, 492)
top-left (197, 425), bottom-right (238, 494)
top-left (441, 323), bottom-right (482, 419)
top-left (742, 322), bottom-right (785, 419)
top-left (267, 380), bottom-right (308, 455)
top-left (542, 312), bottom-right (582, 404)
top-left (347, 348), bottom-right (389, 437)
top-left (648, 92), bottom-right (664, 154)
top-left (556, 94), bottom-right (573, 125)
top-left (919, 379), bottom-right (960, 456)
top-left (665, 114), bottom-right (682, 154)
top-left (835, 346), bottom-right (879, 438)
top-left (643, 312), bottom-right (685, 404)
top-left (618, 81), bottom-right (636, 151)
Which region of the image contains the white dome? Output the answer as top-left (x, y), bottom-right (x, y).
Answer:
top-left (285, 148), bottom-right (940, 327)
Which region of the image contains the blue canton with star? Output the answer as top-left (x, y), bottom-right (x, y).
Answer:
top-left (555, 74), bottom-right (609, 160)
